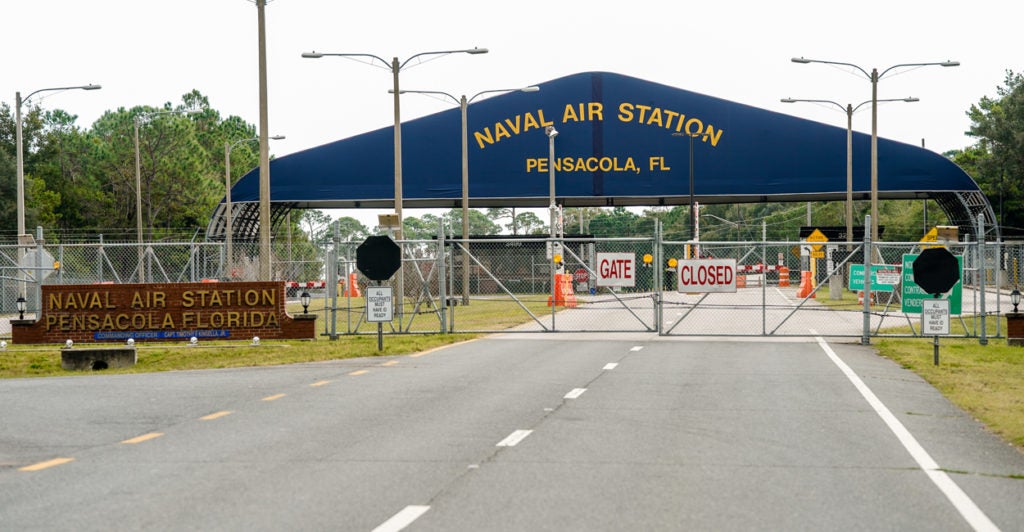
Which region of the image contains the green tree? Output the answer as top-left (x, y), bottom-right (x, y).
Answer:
top-left (964, 70), bottom-right (1024, 236)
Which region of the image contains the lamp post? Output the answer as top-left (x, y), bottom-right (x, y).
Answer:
top-left (392, 86), bottom-right (539, 304)
top-left (791, 57), bottom-right (958, 241)
top-left (545, 125), bottom-right (559, 240)
top-left (225, 135), bottom-right (284, 276)
top-left (302, 47), bottom-right (487, 317)
top-left (780, 96), bottom-right (918, 243)
top-left (134, 108), bottom-right (198, 282)
top-left (14, 84), bottom-right (100, 299)
top-left (672, 131), bottom-right (703, 246)
top-left (15, 84), bottom-right (101, 240)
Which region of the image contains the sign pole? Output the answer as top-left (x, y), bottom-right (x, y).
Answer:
top-left (377, 280), bottom-right (384, 351)
top-left (933, 294), bottom-right (940, 366)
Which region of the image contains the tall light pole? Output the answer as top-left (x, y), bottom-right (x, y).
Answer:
top-left (791, 57), bottom-right (958, 241)
top-left (672, 131), bottom-right (702, 245)
top-left (302, 47), bottom-right (487, 316)
top-left (546, 125), bottom-right (559, 240)
top-left (780, 96), bottom-right (918, 243)
top-left (134, 108), bottom-right (198, 282)
top-left (15, 84), bottom-right (101, 240)
top-left (254, 0), bottom-right (273, 281)
top-left (392, 86), bottom-right (539, 304)
top-left (226, 135), bottom-right (284, 277)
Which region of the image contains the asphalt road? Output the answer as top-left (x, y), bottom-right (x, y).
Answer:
top-left (2, 334), bottom-right (1023, 531)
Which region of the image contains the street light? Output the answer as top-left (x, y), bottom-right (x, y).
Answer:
top-left (392, 86), bottom-right (539, 304)
top-left (780, 96), bottom-right (918, 243)
top-left (545, 125), bottom-right (559, 239)
top-left (303, 47), bottom-right (487, 317)
top-left (1012, 287), bottom-right (1021, 313)
top-left (791, 57), bottom-right (958, 241)
top-left (672, 131), bottom-right (703, 245)
top-left (225, 135), bottom-right (284, 276)
top-left (14, 84), bottom-right (101, 240)
top-left (16, 295), bottom-right (26, 320)
top-left (134, 108), bottom-right (198, 282)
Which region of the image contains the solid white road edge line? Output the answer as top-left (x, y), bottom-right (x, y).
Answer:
top-left (496, 429), bottom-right (533, 447)
top-left (603, 363), bottom-right (619, 370)
top-left (630, 346), bottom-right (644, 351)
top-left (812, 333), bottom-right (999, 532)
top-left (371, 505), bottom-right (430, 532)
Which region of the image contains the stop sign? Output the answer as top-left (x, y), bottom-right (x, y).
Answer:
top-left (574, 268), bottom-right (589, 283)
top-left (356, 236), bottom-right (402, 281)
top-left (912, 247), bottom-right (960, 295)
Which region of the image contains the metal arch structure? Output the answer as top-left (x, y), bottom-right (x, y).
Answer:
top-left (207, 71), bottom-right (996, 242)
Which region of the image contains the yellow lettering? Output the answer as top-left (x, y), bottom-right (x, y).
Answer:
top-left (473, 128), bottom-right (495, 149)
top-left (162, 314), bottom-right (175, 329)
top-left (562, 103), bottom-right (581, 122)
top-left (503, 115), bottom-right (522, 135)
top-left (153, 292), bottom-right (165, 308)
top-left (182, 291), bottom-right (194, 308)
top-left (617, 102), bottom-right (634, 123)
top-left (48, 293), bottom-right (62, 310)
top-left (493, 122), bottom-right (511, 143)
top-left (704, 124), bottom-right (724, 147)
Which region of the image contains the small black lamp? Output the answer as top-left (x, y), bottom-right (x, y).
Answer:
top-left (1011, 288), bottom-right (1021, 313)
top-left (16, 295), bottom-right (27, 320)
top-left (300, 291), bottom-right (311, 314)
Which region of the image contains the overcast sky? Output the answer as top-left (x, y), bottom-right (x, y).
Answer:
top-left (4, 0), bottom-right (1018, 229)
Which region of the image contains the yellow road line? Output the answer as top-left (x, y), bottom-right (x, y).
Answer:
top-left (310, 380), bottom-right (331, 387)
top-left (121, 432), bottom-right (164, 444)
top-left (19, 457), bottom-right (74, 472)
top-left (380, 360), bottom-right (399, 367)
top-left (348, 369), bottom-right (369, 376)
top-left (409, 338), bottom-right (479, 358)
top-left (262, 393), bottom-right (287, 401)
top-left (200, 411), bottom-right (233, 420)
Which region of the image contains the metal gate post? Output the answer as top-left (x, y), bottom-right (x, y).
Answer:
top-left (862, 215), bottom-right (872, 345)
top-left (437, 220), bottom-right (447, 334)
top-left (762, 221), bottom-right (767, 335)
top-left (655, 219), bottom-right (663, 334)
top-left (978, 213), bottom-right (988, 345)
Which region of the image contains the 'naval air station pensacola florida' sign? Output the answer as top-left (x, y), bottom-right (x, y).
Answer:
top-left (12, 281), bottom-right (315, 344)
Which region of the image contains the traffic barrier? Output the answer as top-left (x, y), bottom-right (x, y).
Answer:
top-left (547, 273), bottom-right (578, 307)
top-left (857, 290), bottom-right (876, 305)
top-left (736, 275), bottom-right (747, 288)
top-left (778, 267), bottom-right (790, 287)
top-left (347, 273), bottom-right (361, 297)
top-left (795, 271), bottom-right (815, 299)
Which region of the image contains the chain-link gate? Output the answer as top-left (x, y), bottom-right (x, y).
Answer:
top-left (3, 222), bottom-right (1017, 342)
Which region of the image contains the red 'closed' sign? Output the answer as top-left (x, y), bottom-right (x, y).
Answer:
top-left (677, 259), bottom-right (737, 293)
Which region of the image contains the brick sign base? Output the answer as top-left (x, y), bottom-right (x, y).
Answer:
top-left (13, 282), bottom-right (315, 344)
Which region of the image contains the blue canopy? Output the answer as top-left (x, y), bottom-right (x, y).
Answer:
top-left (218, 71), bottom-right (991, 237)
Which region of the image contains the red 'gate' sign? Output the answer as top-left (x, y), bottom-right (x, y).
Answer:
top-left (677, 259), bottom-right (737, 293)
top-left (595, 252), bottom-right (635, 287)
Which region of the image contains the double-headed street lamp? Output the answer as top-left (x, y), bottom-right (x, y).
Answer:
top-left (780, 96), bottom-right (918, 243)
top-left (15, 84), bottom-right (102, 239)
top-left (14, 84), bottom-right (100, 303)
top-left (225, 135), bottom-right (285, 275)
top-left (133, 108), bottom-right (198, 281)
top-left (393, 86), bottom-right (539, 304)
top-left (302, 46), bottom-right (487, 317)
top-left (672, 131), bottom-right (703, 246)
top-left (791, 57), bottom-right (958, 241)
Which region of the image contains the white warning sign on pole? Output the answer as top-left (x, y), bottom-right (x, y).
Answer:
top-left (678, 259), bottom-right (737, 293)
top-left (365, 286), bottom-right (393, 322)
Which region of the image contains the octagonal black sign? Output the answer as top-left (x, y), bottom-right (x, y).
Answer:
top-left (356, 236), bottom-right (402, 281)
top-left (912, 247), bottom-right (960, 295)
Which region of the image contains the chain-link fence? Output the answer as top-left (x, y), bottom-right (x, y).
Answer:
top-left (3, 229), bottom-right (1021, 341)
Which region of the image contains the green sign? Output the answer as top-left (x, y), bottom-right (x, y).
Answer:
top-left (848, 264), bottom-right (901, 293)
top-left (901, 253), bottom-right (962, 314)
